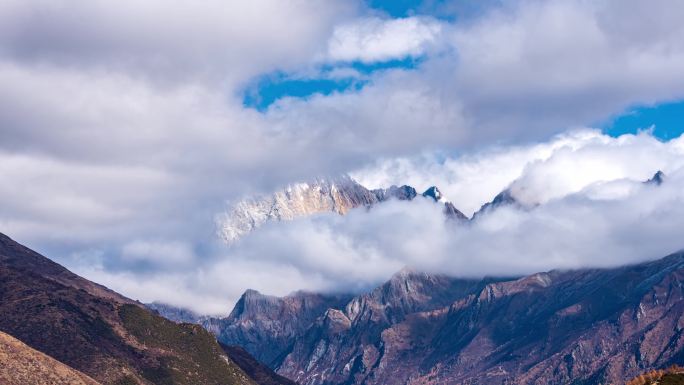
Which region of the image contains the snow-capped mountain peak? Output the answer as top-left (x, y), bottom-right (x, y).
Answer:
top-left (216, 178), bottom-right (467, 244)
top-left (216, 175), bottom-right (381, 244)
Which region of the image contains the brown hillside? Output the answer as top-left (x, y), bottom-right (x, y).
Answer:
top-left (0, 330), bottom-right (101, 385)
top-left (0, 232), bottom-right (258, 385)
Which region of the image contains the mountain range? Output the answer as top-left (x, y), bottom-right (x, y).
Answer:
top-left (1, 170), bottom-right (677, 384)
top-left (185, 251), bottom-right (684, 385)
top-left (218, 169), bottom-right (665, 245)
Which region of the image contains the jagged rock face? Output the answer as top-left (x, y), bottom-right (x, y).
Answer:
top-left (204, 290), bottom-right (352, 367)
top-left (420, 186), bottom-right (468, 221)
top-left (217, 177), bottom-right (467, 244)
top-left (216, 176), bottom-right (381, 244)
top-left (212, 271), bottom-right (495, 384)
top-left (277, 271), bottom-right (495, 385)
top-left (343, 269), bottom-right (489, 326)
top-left (218, 253), bottom-right (684, 385)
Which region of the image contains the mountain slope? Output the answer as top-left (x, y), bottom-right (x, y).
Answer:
top-left (0, 331), bottom-right (101, 385)
top-left (0, 231), bottom-right (133, 304)
top-left (213, 252), bottom-right (684, 385)
top-left (221, 344), bottom-right (299, 385)
top-left (0, 232), bottom-right (282, 385)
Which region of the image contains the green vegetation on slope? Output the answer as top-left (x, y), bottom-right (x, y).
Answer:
top-left (119, 304), bottom-right (256, 385)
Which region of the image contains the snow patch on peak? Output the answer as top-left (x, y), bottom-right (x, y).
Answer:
top-left (216, 175), bottom-right (380, 245)
top-left (216, 178), bottom-right (470, 245)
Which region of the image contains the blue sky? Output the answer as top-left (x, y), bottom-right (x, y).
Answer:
top-left (602, 101), bottom-right (684, 140)
top-left (368, 0), bottom-right (431, 17)
top-left (367, 0), bottom-right (499, 19)
top-left (243, 75), bottom-right (364, 111)
top-left (242, 0), bottom-right (684, 141)
top-left (241, 0), bottom-right (486, 112)
top-left (245, 56), bottom-right (684, 142)
top-left (240, 0), bottom-right (436, 111)
top-left (243, 58), bottom-right (423, 111)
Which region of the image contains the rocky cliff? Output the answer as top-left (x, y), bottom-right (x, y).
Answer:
top-left (203, 290), bottom-right (352, 368)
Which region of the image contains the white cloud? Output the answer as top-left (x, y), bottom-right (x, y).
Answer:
top-left (0, 0), bottom-right (357, 86)
top-left (77, 255), bottom-right (335, 315)
top-left (443, 0), bottom-right (684, 137)
top-left (327, 16), bottom-right (443, 63)
top-left (121, 240), bottom-right (195, 267)
top-left (353, 130), bottom-right (684, 215)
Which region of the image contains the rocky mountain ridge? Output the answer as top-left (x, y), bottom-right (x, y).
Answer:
top-left (217, 170), bottom-right (666, 245)
top-left (206, 250), bottom-right (684, 385)
top-left (216, 176), bottom-right (466, 244)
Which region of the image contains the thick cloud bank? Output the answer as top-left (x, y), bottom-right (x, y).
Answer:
top-left (1, 0), bottom-right (684, 314)
top-left (83, 131), bottom-right (684, 314)
top-left (354, 130), bottom-right (684, 215)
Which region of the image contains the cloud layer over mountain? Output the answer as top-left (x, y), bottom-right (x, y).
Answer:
top-left (82, 131), bottom-right (684, 314)
top-left (1, 0), bottom-right (684, 313)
